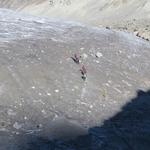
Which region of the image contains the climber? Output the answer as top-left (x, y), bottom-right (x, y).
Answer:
top-left (71, 54), bottom-right (80, 64)
top-left (80, 65), bottom-right (87, 80)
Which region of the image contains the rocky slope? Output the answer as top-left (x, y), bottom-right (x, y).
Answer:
top-left (0, 0), bottom-right (150, 40)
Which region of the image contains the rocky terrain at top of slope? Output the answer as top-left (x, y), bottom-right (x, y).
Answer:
top-left (0, 9), bottom-right (150, 149)
top-left (0, 0), bottom-right (150, 40)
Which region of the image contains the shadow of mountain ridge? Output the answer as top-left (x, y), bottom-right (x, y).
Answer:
top-left (27, 89), bottom-right (150, 150)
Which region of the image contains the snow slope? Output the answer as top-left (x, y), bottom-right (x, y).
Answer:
top-left (0, 9), bottom-right (150, 149)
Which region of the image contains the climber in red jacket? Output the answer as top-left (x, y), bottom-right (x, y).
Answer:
top-left (80, 65), bottom-right (87, 80)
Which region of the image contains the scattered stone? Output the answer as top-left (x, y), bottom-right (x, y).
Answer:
top-left (41, 109), bottom-right (47, 115)
top-left (36, 124), bottom-right (42, 128)
top-left (7, 109), bottom-right (16, 116)
top-left (106, 26), bottom-right (110, 29)
top-left (90, 105), bottom-right (93, 108)
top-left (31, 86), bottom-right (35, 89)
top-left (13, 122), bottom-right (22, 130)
top-left (80, 47), bottom-right (84, 50)
top-left (55, 89), bottom-right (59, 93)
top-left (47, 92), bottom-right (51, 96)
top-left (95, 60), bottom-right (100, 64)
top-left (134, 31), bottom-right (139, 36)
top-left (136, 32), bottom-right (140, 37)
top-left (82, 53), bottom-right (88, 60)
top-left (41, 50), bottom-right (45, 53)
top-left (15, 132), bottom-right (20, 135)
top-left (38, 92), bottom-right (42, 96)
top-left (96, 52), bottom-right (103, 58)
top-left (133, 29), bottom-right (138, 32)
top-left (24, 116), bottom-right (28, 120)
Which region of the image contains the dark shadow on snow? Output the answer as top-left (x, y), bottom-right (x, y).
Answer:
top-left (25, 89), bottom-right (150, 150)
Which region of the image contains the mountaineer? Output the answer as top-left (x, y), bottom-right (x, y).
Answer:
top-left (71, 54), bottom-right (80, 64)
top-left (80, 65), bottom-right (87, 80)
